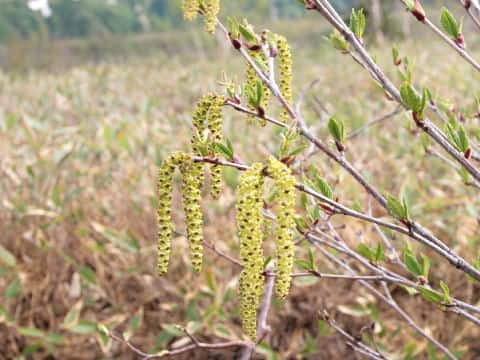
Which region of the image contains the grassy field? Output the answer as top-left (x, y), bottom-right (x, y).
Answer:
top-left (1, 14), bottom-right (480, 359)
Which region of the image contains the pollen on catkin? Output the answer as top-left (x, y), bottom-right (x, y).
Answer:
top-left (180, 157), bottom-right (205, 273)
top-left (245, 51), bottom-right (270, 127)
top-left (267, 156), bottom-right (296, 300)
top-left (276, 35), bottom-right (292, 124)
top-left (207, 94), bottom-right (225, 198)
top-left (203, 0), bottom-right (220, 34)
top-left (183, 0), bottom-right (200, 20)
top-left (237, 163), bottom-right (265, 340)
top-left (191, 94), bottom-right (214, 155)
top-left (157, 152), bottom-right (188, 275)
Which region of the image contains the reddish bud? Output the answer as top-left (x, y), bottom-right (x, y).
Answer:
top-left (395, 59), bottom-right (402, 66)
top-left (411, 0), bottom-right (426, 22)
top-left (257, 106), bottom-right (265, 118)
top-left (464, 147), bottom-right (472, 159)
top-left (304, 0), bottom-right (316, 10)
top-left (280, 156), bottom-right (294, 166)
top-left (334, 140), bottom-right (345, 153)
top-left (455, 33), bottom-right (466, 49)
top-left (248, 44), bottom-right (262, 51)
top-left (465, 0), bottom-right (472, 9)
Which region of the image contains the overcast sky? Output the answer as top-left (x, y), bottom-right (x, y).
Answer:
top-left (28, 0), bottom-right (52, 17)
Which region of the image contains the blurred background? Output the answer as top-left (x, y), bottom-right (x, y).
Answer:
top-left (0, 0), bottom-right (443, 71)
top-left (1, 0), bottom-right (480, 359)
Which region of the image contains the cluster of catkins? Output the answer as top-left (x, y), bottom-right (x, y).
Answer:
top-left (236, 157), bottom-right (296, 339)
top-left (191, 93), bottom-right (225, 198)
top-left (162, 2), bottom-right (297, 342)
top-left (183, 0), bottom-right (220, 34)
top-left (157, 94), bottom-right (225, 275)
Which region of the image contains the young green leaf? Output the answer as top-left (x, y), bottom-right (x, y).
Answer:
top-left (327, 117), bottom-right (346, 144)
top-left (387, 195), bottom-right (409, 220)
top-left (400, 82), bottom-right (420, 113)
top-left (349, 8), bottom-right (366, 40)
top-left (439, 280), bottom-right (451, 303)
top-left (327, 30), bottom-right (349, 53)
top-left (404, 249), bottom-right (423, 277)
top-left (215, 141), bottom-right (234, 161)
top-left (421, 254), bottom-right (431, 279)
top-left (358, 243), bottom-right (374, 262)
top-left (238, 23), bottom-right (257, 44)
top-left (440, 7), bottom-right (460, 38)
top-left (374, 243), bottom-right (386, 263)
top-left (315, 177), bottom-right (334, 200)
top-left (419, 286), bottom-right (444, 304)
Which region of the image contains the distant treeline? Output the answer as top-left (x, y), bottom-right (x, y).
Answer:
top-left (0, 0), bottom-right (362, 42)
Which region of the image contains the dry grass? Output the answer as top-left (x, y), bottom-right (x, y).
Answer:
top-left (1, 17), bottom-right (480, 359)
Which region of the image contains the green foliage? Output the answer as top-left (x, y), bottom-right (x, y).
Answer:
top-left (386, 195), bottom-right (410, 221)
top-left (445, 121), bottom-right (470, 153)
top-left (440, 7), bottom-right (462, 39)
top-left (327, 117), bottom-right (346, 144)
top-left (358, 243), bottom-right (386, 264)
top-left (327, 30), bottom-right (349, 53)
top-left (349, 8), bottom-right (366, 41)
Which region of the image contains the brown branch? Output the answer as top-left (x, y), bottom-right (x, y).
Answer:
top-left (320, 310), bottom-right (388, 360)
top-left (109, 331), bottom-right (247, 359)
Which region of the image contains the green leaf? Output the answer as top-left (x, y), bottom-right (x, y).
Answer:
top-left (404, 249), bottom-right (423, 276)
top-left (358, 243), bottom-right (373, 262)
top-left (288, 144), bottom-right (308, 158)
top-left (315, 177), bottom-right (334, 200)
top-left (295, 259), bottom-right (314, 271)
top-left (387, 195), bottom-right (409, 220)
top-left (392, 44), bottom-right (400, 64)
top-left (327, 30), bottom-right (349, 52)
top-left (5, 277), bottom-right (21, 298)
top-left (294, 216), bottom-right (308, 232)
top-left (215, 142), bottom-right (234, 161)
top-left (0, 245), bottom-right (16, 267)
top-left (308, 248), bottom-right (316, 270)
top-left (440, 7), bottom-right (460, 38)
top-left (70, 320), bottom-right (98, 334)
top-left (400, 82), bottom-right (420, 112)
top-left (62, 304), bottom-right (81, 329)
top-left (45, 333), bottom-right (65, 345)
top-left (327, 117), bottom-right (346, 143)
top-left (419, 286), bottom-right (444, 304)
top-left (439, 280), bottom-right (451, 303)
top-left (374, 243), bottom-right (386, 263)
top-left (238, 23), bottom-right (257, 44)
top-left (421, 254), bottom-right (431, 279)
top-left (18, 327), bottom-right (45, 338)
top-left (349, 8), bottom-right (366, 40)
top-left (79, 266), bottom-right (96, 285)
top-left (457, 126), bottom-right (469, 153)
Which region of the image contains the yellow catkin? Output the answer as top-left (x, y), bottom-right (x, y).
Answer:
top-left (267, 157), bottom-right (295, 300)
top-left (276, 35), bottom-right (292, 124)
top-left (204, 0), bottom-right (220, 34)
top-left (207, 94), bottom-right (225, 198)
top-left (191, 94), bottom-right (214, 156)
top-left (157, 152), bottom-right (188, 275)
top-left (180, 157), bottom-right (205, 272)
top-left (183, 0), bottom-right (200, 20)
top-left (245, 51), bottom-right (270, 127)
top-left (237, 163), bottom-right (265, 340)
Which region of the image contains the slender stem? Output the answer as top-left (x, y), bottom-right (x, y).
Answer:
top-left (398, 0), bottom-right (480, 72)
top-left (321, 311), bottom-right (387, 360)
top-left (109, 332), bottom-right (247, 359)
